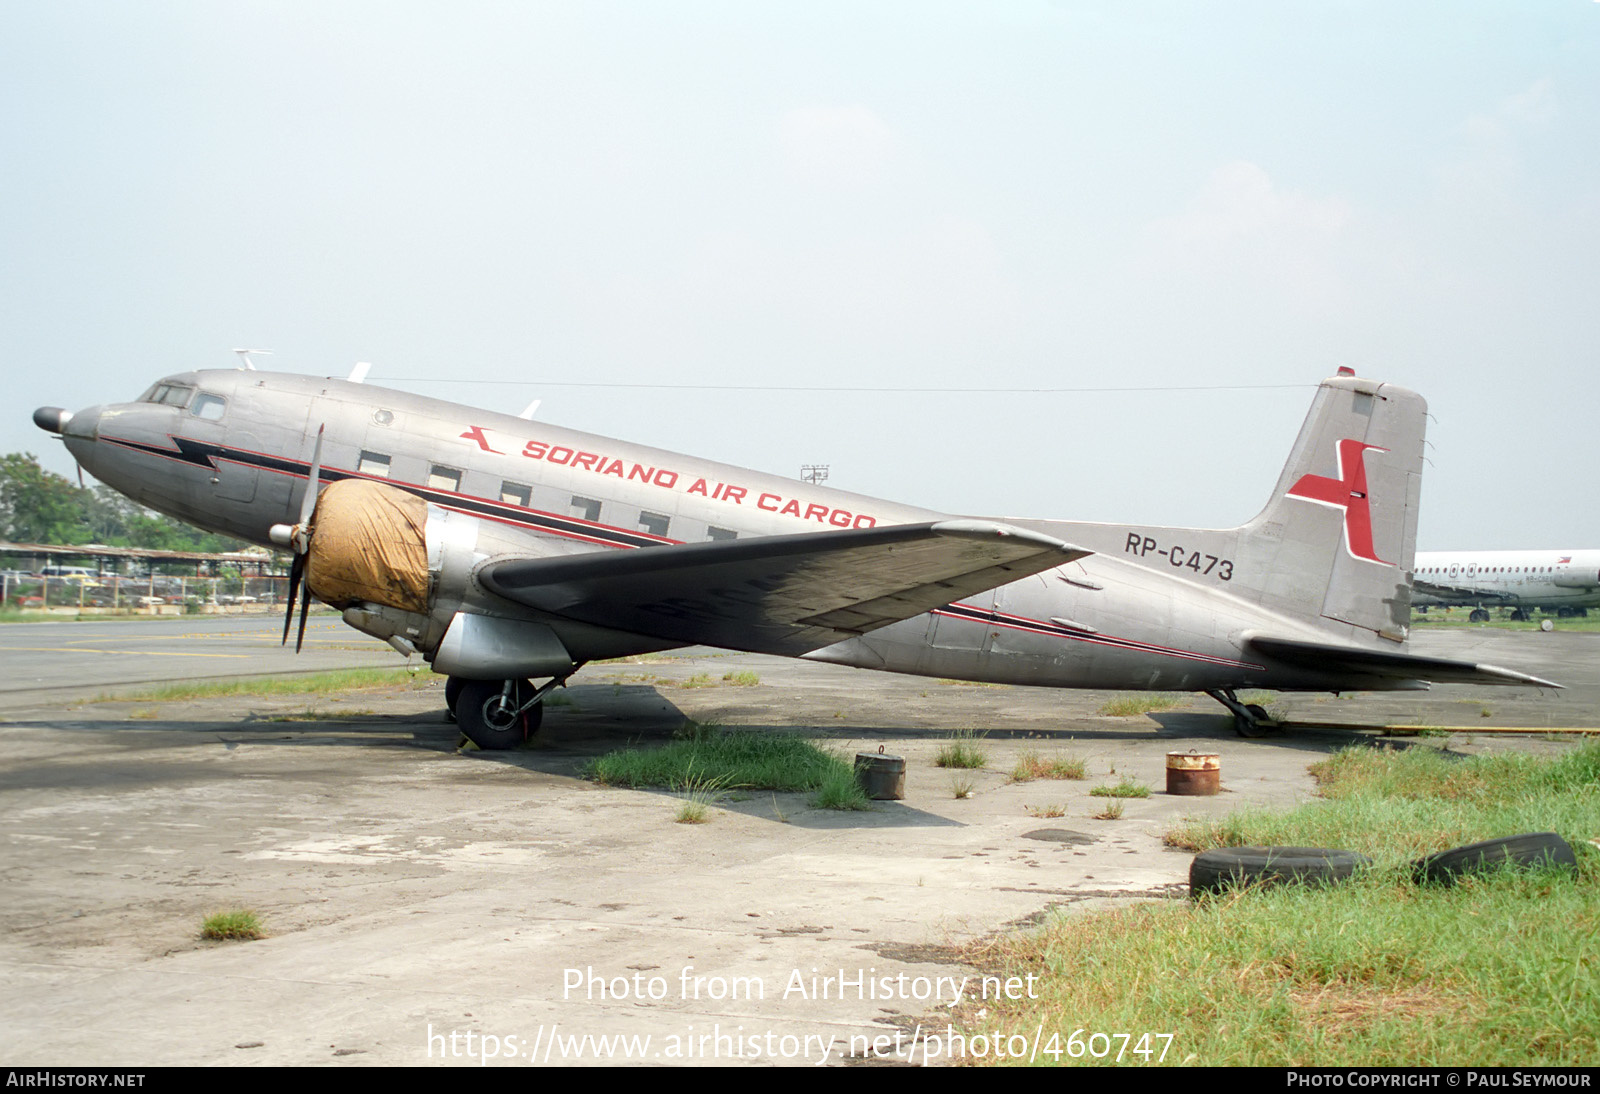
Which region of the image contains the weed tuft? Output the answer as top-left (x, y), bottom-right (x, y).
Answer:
top-left (935, 730), bottom-right (989, 769)
top-left (811, 768), bottom-right (871, 811)
top-left (588, 729), bottom-right (867, 811)
top-left (201, 909), bottom-right (263, 941)
top-left (1097, 692), bottom-right (1186, 717)
top-left (1012, 749), bottom-right (1087, 781)
top-left (1090, 777), bottom-right (1151, 799)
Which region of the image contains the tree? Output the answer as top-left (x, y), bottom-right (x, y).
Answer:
top-left (0, 454), bottom-right (88, 543)
top-left (0, 452), bottom-right (254, 553)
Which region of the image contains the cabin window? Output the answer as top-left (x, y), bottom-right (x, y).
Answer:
top-left (500, 481), bottom-right (532, 507)
top-left (639, 511), bottom-right (671, 538)
top-left (707, 526), bottom-right (737, 542)
top-left (570, 496), bottom-right (602, 523)
top-left (428, 465), bottom-right (462, 493)
top-left (358, 451), bottom-right (391, 477)
top-left (191, 393), bottom-right (226, 421)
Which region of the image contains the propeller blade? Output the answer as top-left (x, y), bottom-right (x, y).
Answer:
top-left (298, 424), bottom-right (326, 526)
top-left (281, 553), bottom-right (304, 647)
top-left (295, 573), bottom-right (312, 653)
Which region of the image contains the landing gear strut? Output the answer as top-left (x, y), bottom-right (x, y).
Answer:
top-left (1206, 689), bottom-right (1278, 738)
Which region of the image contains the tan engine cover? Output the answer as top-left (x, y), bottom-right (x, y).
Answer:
top-left (306, 479), bottom-right (431, 613)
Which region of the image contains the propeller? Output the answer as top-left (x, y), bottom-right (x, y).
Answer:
top-left (271, 425), bottom-right (325, 653)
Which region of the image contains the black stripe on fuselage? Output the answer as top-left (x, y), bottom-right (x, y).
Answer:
top-left (104, 433), bottom-right (1261, 670)
top-left (100, 434), bottom-right (670, 551)
top-left (933, 603), bottom-right (1262, 670)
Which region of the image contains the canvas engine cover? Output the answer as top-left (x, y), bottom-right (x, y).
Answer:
top-left (306, 478), bottom-right (431, 613)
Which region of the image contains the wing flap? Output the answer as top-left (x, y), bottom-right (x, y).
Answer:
top-left (1249, 635), bottom-right (1561, 689)
top-left (479, 520), bottom-right (1088, 656)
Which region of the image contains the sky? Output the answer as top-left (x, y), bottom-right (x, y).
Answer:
top-left (2, 1), bottom-right (1596, 549)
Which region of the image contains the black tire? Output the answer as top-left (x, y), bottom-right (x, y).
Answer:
top-left (1190, 847), bottom-right (1371, 897)
top-left (1411, 832), bottom-right (1578, 886)
top-left (456, 678), bottom-right (538, 751)
top-left (1470, 609), bottom-right (1491, 623)
top-left (444, 676), bottom-right (464, 722)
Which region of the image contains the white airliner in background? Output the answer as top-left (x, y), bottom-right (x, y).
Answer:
top-left (1413, 550), bottom-right (1600, 622)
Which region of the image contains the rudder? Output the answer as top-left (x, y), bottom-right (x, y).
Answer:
top-left (1235, 375), bottom-right (1425, 642)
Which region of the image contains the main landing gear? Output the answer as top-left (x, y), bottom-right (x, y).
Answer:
top-left (445, 674), bottom-right (571, 750)
top-left (1205, 689), bottom-right (1279, 738)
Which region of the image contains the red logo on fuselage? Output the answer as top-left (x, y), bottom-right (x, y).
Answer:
top-left (1287, 439), bottom-right (1391, 565)
top-left (460, 425), bottom-right (503, 454)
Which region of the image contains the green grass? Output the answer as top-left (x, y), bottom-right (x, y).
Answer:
top-left (1411, 610), bottom-right (1600, 633)
top-left (265, 708), bottom-right (377, 721)
top-left (721, 670), bottom-right (760, 686)
top-left (1097, 692), bottom-right (1187, 717)
top-left (586, 727), bottom-right (866, 810)
top-left (201, 909), bottom-right (263, 941)
top-left (1166, 742), bottom-right (1600, 857)
top-left (1012, 749), bottom-right (1088, 782)
top-left (811, 767), bottom-right (872, 811)
top-left (103, 666), bottom-right (436, 703)
top-left (963, 742), bottom-right (1600, 1066)
top-left (935, 730), bottom-right (989, 769)
top-left (1090, 777), bottom-right (1150, 799)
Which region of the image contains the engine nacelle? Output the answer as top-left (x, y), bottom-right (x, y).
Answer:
top-left (304, 478), bottom-right (574, 679)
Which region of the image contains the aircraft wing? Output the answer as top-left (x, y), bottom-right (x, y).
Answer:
top-left (1248, 636), bottom-right (1561, 689)
top-left (479, 520), bottom-right (1089, 656)
top-left (1413, 578), bottom-right (1516, 603)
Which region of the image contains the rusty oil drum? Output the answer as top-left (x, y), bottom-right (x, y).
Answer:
top-left (1166, 750), bottom-right (1220, 796)
top-left (854, 750), bottom-right (906, 800)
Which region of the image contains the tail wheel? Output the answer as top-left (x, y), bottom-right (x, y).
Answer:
top-left (457, 678), bottom-right (540, 750)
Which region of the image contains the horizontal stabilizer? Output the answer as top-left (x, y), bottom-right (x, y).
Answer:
top-left (480, 520), bottom-right (1088, 656)
top-left (1249, 635), bottom-right (1561, 689)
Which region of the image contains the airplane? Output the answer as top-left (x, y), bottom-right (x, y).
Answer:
top-left (31, 362), bottom-right (1559, 747)
top-left (1413, 550), bottom-right (1600, 622)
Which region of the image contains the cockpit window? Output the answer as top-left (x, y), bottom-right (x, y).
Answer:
top-left (144, 383), bottom-right (194, 408)
top-left (191, 393), bottom-right (226, 421)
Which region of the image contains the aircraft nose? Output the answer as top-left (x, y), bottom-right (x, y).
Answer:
top-left (33, 406), bottom-right (72, 434)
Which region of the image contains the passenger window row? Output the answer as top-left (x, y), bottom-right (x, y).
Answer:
top-left (349, 458), bottom-right (735, 542)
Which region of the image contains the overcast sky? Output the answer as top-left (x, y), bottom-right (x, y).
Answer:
top-left (3, 1), bottom-right (1595, 549)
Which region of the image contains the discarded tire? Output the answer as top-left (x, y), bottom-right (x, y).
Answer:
top-left (1411, 832), bottom-right (1578, 886)
top-left (1190, 847), bottom-right (1371, 897)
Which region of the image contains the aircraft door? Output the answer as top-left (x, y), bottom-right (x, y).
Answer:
top-left (182, 389), bottom-right (262, 505)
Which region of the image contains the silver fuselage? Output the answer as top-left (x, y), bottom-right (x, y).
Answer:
top-left (51, 368), bottom-right (1404, 692)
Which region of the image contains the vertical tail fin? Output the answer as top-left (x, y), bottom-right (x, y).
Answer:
top-left (1237, 375), bottom-right (1425, 641)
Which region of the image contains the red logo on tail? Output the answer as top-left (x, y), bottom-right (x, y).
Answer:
top-left (1287, 439), bottom-right (1391, 565)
